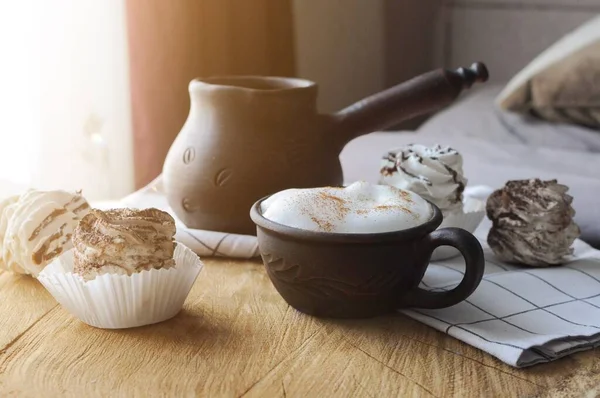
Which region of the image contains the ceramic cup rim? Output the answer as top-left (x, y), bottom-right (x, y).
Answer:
top-left (250, 194), bottom-right (443, 244)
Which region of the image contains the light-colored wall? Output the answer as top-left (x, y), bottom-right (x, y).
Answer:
top-left (292, 0), bottom-right (440, 129)
top-left (436, 1), bottom-right (600, 83)
top-left (292, 0), bottom-right (386, 114)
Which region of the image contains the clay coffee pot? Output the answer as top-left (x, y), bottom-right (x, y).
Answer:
top-left (163, 62), bottom-right (489, 235)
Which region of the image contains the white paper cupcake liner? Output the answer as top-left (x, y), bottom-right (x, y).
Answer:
top-left (430, 197), bottom-right (486, 261)
top-left (37, 243), bottom-right (203, 329)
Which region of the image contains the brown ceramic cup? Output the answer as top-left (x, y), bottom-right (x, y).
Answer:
top-left (250, 196), bottom-right (485, 318)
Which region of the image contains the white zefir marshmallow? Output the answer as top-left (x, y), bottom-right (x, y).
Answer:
top-left (0, 190), bottom-right (90, 276)
top-left (261, 181), bottom-right (432, 234)
top-left (380, 144), bottom-right (466, 213)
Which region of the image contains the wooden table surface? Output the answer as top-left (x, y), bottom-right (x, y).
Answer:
top-left (1, 258), bottom-right (599, 397)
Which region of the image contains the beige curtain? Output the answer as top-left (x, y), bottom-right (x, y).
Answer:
top-left (125, 0), bottom-right (296, 189)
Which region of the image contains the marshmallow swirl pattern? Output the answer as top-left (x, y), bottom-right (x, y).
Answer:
top-left (0, 190), bottom-right (90, 276)
top-left (380, 144), bottom-right (466, 212)
top-left (261, 181), bottom-right (432, 234)
top-left (72, 208), bottom-right (176, 280)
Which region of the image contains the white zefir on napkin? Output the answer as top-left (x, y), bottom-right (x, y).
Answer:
top-left (401, 186), bottom-right (600, 368)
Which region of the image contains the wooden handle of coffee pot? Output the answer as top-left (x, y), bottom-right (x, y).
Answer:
top-left (333, 62), bottom-right (489, 145)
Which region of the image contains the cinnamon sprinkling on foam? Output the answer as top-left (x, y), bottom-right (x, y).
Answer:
top-left (262, 182), bottom-right (432, 234)
top-left (310, 216), bottom-right (334, 232)
top-left (398, 189), bottom-right (413, 201)
top-left (374, 205), bottom-right (411, 214)
top-left (302, 192), bottom-right (351, 232)
top-left (297, 186), bottom-right (418, 232)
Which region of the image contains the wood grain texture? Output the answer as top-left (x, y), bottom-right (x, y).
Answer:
top-left (0, 259), bottom-right (599, 397)
top-left (0, 270), bottom-right (56, 350)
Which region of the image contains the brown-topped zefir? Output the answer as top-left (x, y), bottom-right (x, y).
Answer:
top-left (72, 208), bottom-right (176, 280)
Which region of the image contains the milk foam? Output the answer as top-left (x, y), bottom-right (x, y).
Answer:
top-left (261, 181), bottom-right (432, 233)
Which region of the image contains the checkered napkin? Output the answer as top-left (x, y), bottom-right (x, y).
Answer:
top-left (401, 215), bottom-right (600, 368)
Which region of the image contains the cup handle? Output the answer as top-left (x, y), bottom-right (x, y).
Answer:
top-left (404, 228), bottom-right (485, 309)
